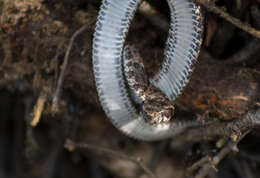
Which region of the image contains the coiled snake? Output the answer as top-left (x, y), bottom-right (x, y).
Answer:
top-left (93, 0), bottom-right (205, 141)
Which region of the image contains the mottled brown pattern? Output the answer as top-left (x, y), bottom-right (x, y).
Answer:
top-left (123, 45), bottom-right (175, 124)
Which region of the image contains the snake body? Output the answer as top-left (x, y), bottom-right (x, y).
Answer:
top-left (93, 0), bottom-right (204, 141)
top-left (123, 45), bottom-right (175, 125)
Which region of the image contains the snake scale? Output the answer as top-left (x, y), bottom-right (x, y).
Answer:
top-left (93, 0), bottom-right (205, 141)
top-left (123, 45), bottom-right (175, 125)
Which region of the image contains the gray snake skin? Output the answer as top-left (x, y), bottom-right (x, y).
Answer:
top-left (93, 0), bottom-right (204, 141)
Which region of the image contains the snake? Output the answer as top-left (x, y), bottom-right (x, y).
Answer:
top-left (92, 0), bottom-right (204, 141)
top-left (123, 45), bottom-right (175, 125)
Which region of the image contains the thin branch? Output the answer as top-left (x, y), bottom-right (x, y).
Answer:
top-left (64, 139), bottom-right (157, 178)
top-left (191, 0), bottom-right (260, 39)
top-left (189, 131), bottom-right (250, 178)
top-left (172, 109), bottom-right (260, 146)
top-left (30, 92), bottom-right (47, 127)
top-left (187, 156), bottom-right (212, 173)
top-left (226, 4), bottom-right (260, 64)
top-left (52, 25), bottom-right (88, 112)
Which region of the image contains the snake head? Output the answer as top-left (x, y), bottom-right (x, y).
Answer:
top-left (141, 101), bottom-right (175, 125)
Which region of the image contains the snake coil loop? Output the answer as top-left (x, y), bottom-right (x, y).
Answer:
top-left (93, 0), bottom-right (204, 141)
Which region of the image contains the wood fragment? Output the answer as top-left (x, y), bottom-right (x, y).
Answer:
top-left (30, 92), bottom-right (47, 127)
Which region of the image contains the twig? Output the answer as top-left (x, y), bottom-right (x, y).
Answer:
top-left (30, 92), bottom-right (47, 127)
top-left (226, 4), bottom-right (260, 64)
top-left (191, 0), bottom-right (260, 39)
top-left (187, 156), bottom-right (212, 173)
top-left (52, 25), bottom-right (88, 112)
top-left (173, 109), bottom-right (260, 145)
top-left (190, 131), bottom-right (250, 178)
top-left (65, 139), bottom-right (157, 178)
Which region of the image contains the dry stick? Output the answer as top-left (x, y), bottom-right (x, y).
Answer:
top-left (30, 92), bottom-right (47, 127)
top-left (185, 109), bottom-right (260, 177)
top-left (226, 4), bottom-right (260, 64)
top-left (193, 131), bottom-right (250, 178)
top-left (52, 25), bottom-right (88, 112)
top-left (172, 109), bottom-right (260, 146)
top-left (191, 0), bottom-right (260, 39)
top-left (65, 139), bottom-right (157, 178)
top-left (187, 156), bottom-right (212, 174)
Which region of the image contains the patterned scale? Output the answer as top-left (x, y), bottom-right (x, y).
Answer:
top-left (123, 45), bottom-right (175, 125)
